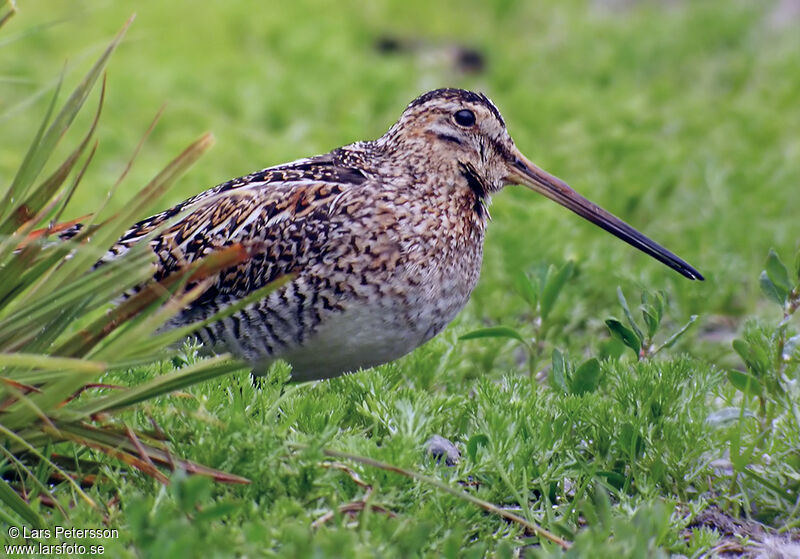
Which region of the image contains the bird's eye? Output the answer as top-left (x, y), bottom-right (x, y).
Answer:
top-left (453, 109), bottom-right (476, 127)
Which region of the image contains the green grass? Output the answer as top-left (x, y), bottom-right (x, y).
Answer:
top-left (2, 0), bottom-right (800, 556)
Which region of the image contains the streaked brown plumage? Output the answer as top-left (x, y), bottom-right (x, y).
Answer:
top-left (94, 88), bottom-right (703, 381)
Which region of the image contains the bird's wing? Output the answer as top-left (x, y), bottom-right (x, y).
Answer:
top-left (108, 150), bottom-right (371, 315)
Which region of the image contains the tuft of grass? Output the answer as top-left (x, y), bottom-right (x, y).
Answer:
top-left (0, 15), bottom-right (295, 529)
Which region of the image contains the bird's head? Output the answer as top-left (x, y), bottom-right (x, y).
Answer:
top-left (381, 88), bottom-right (703, 280)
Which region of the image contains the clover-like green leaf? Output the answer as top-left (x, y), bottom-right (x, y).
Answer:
top-left (513, 270), bottom-right (539, 310)
top-left (641, 306), bottom-right (660, 339)
top-left (654, 314), bottom-right (698, 354)
top-left (727, 370), bottom-right (763, 397)
top-left (765, 249), bottom-right (792, 294)
top-left (605, 318), bottom-right (642, 358)
top-left (760, 271), bottom-right (787, 306)
top-left (617, 287), bottom-right (644, 342)
top-left (732, 338), bottom-right (770, 377)
top-left (569, 358), bottom-right (601, 395)
top-left (459, 326), bottom-right (527, 343)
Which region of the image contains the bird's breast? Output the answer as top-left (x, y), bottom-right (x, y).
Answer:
top-left (280, 180), bottom-right (486, 380)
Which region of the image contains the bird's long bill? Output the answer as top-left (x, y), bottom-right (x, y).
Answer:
top-left (507, 150), bottom-right (704, 280)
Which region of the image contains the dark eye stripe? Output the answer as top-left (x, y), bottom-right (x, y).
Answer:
top-left (454, 109), bottom-right (476, 127)
top-left (437, 133), bottom-right (463, 145)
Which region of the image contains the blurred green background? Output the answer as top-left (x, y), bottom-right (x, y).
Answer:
top-left (2, 2), bottom-right (800, 555)
top-left (3, 0), bottom-right (799, 325)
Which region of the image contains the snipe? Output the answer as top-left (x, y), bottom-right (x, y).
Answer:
top-left (102, 88), bottom-right (703, 381)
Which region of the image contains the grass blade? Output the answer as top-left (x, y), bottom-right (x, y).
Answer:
top-left (9, 77), bottom-right (105, 234)
top-left (0, 424), bottom-right (95, 510)
top-left (0, 478), bottom-right (43, 529)
top-left (0, 353), bottom-right (106, 373)
top-left (0, 444), bottom-right (67, 517)
top-left (47, 421), bottom-right (250, 484)
top-left (0, 17), bottom-right (132, 227)
top-left (64, 354), bottom-right (244, 418)
top-left (54, 243), bottom-right (248, 359)
top-left (48, 131), bottom-right (215, 285)
top-left (126, 274), bottom-right (293, 356)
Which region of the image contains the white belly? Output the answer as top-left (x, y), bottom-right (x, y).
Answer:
top-left (277, 298), bottom-right (456, 382)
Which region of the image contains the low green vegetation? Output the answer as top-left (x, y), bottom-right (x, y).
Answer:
top-left (1, 0), bottom-right (799, 556)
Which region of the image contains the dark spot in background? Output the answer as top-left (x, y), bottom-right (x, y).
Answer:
top-left (374, 36), bottom-right (403, 53)
top-left (374, 34), bottom-right (487, 75)
top-left (453, 47), bottom-right (485, 74)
